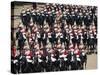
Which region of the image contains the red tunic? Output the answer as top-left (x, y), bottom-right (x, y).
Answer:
top-left (64, 50), bottom-right (68, 55)
top-left (74, 49), bottom-right (80, 55)
top-left (11, 47), bottom-right (16, 58)
top-left (25, 50), bottom-right (32, 59)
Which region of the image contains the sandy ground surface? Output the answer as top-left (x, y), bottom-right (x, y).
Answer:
top-left (86, 54), bottom-right (97, 69)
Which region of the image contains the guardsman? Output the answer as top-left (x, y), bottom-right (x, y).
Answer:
top-left (48, 31), bottom-right (52, 44)
top-left (35, 10), bottom-right (40, 26)
top-left (60, 47), bottom-right (68, 62)
top-left (40, 11), bottom-right (45, 27)
top-left (92, 25), bottom-right (97, 53)
top-left (66, 12), bottom-right (70, 25)
top-left (83, 30), bottom-right (87, 47)
top-left (20, 9), bottom-right (27, 28)
top-left (41, 31), bottom-right (47, 47)
top-left (76, 12), bottom-right (83, 26)
top-left (28, 33), bottom-right (33, 49)
top-left (48, 12), bottom-right (54, 27)
top-left (36, 31), bottom-right (41, 47)
top-left (89, 32), bottom-right (95, 53)
top-left (31, 9), bottom-right (36, 24)
top-left (25, 48), bottom-right (32, 61)
top-left (50, 47), bottom-right (57, 71)
top-left (59, 31), bottom-right (64, 45)
top-left (69, 11), bottom-right (75, 26)
top-left (26, 8), bottom-right (31, 28)
top-left (50, 31), bottom-right (55, 45)
top-left (16, 25), bottom-right (26, 50)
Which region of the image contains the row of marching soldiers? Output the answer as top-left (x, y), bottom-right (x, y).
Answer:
top-left (20, 4), bottom-right (97, 29)
top-left (11, 41), bottom-right (87, 73)
top-left (16, 22), bottom-right (97, 54)
top-left (11, 4), bottom-right (97, 73)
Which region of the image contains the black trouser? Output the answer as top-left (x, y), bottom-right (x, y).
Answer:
top-left (83, 38), bottom-right (87, 45)
top-left (87, 39), bottom-right (90, 49)
top-left (60, 59), bottom-right (66, 71)
top-left (52, 38), bottom-right (55, 44)
top-left (49, 38), bottom-right (52, 44)
top-left (65, 39), bottom-right (69, 48)
top-left (51, 61), bottom-right (56, 71)
top-left (76, 61), bottom-right (81, 70)
top-left (76, 39), bottom-right (81, 47)
top-left (46, 61), bottom-right (52, 72)
top-left (42, 38), bottom-right (47, 46)
top-left (93, 38), bottom-right (97, 50)
top-left (64, 60), bottom-right (70, 70)
top-left (60, 38), bottom-right (64, 45)
top-left (72, 38), bottom-right (76, 47)
top-left (70, 61), bottom-right (77, 70)
top-left (38, 61), bottom-right (47, 72)
top-left (89, 39), bottom-right (95, 53)
top-left (22, 20), bottom-right (28, 28)
top-left (11, 62), bottom-right (20, 74)
top-left (55, 38), bottom-right (58, 44)
top-left (18, 40), bottom-right (25, 50)
top-left (38, 38), bottom-right (42, 47)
